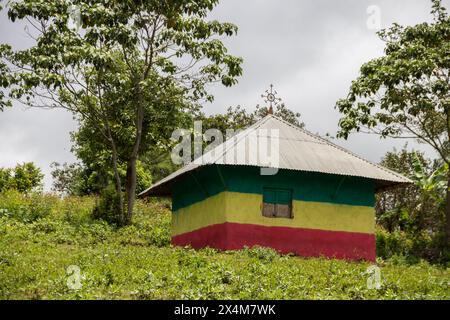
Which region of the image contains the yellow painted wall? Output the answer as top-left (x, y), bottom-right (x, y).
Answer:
top-left (172, 191), bottom-right (375, 236)
top-left (172, 192), bottom-right (227, 236)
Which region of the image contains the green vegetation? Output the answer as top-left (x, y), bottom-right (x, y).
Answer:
top-left (0, 0), bottom-right (449, 300)
top-left (376, 146), bottom-right (450, 264)
top-left (336, 0), bottom-right (450, 245)
top-left (0, 191), bottom-right (448, 300)
top-left (0, 163), bottom-right (44, 194)
top-left (0, 0), bottom-right (242, 225)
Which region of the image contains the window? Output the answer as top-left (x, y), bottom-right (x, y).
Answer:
top-left (262, 187), bottom-right (293, 218)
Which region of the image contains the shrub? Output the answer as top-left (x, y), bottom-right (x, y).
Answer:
top-left (241, 246), bottom-right (280, 262)
top-left (376, 227), bottom-right (450, 264)
top-left (91, 186), bottom-right (122, 225)
top-left (77, 220), bottom-right (113, 244)
top-left (59, 196), bottom-right (95, 225)
top-left (0, 163), bottom-right (44, 193)
top-left (0, 190), bottom-right (57, 223)
top-left (148, 225), bottom-right (171, 247)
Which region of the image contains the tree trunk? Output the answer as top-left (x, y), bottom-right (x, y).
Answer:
top-left (125, 157), bottom-right (137, 225)
top-left (124, 80), bottom-right (145, 225)
top-left (445, 111), bottom-right (450, 247)
top-left (110, 140), bottom-right (125, 225)
top-left (446, 172), bottom-right (450, 246)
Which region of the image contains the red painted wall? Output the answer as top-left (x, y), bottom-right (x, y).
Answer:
top-left (172, 222), bottom-right (376, 262)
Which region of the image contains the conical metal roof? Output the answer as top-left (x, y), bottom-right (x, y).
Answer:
top-left (140, 115), bottom-right (411, 197)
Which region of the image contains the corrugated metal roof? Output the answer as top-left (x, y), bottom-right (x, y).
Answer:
top-left (140, 115), bottom-right (411, 197)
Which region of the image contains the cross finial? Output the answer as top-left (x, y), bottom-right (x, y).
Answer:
top-left (261, 84), bottom-right (282, 115)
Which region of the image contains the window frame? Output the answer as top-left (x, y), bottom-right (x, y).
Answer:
top-left (261, 187), bottom-right (293, 219)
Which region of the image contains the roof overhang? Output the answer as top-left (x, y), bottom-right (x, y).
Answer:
top-left (139, 115), bottom-right (412, 198)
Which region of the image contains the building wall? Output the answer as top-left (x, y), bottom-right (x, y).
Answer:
top-left (171, 165), bottom-right (376, 261)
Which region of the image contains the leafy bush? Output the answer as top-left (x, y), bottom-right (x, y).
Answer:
top-left (241, 246), bottom-right (281, 262)
top-left (0, 163), bottom-right (44, 193)
top-left (376, 146), bottom-right (449, 265)
top-left (59, 196), bottom-right (94, 225)
top-left (92, 185), bottom-right (123, 225)
top-left (376, 227), bottom-right (450, 265)
top-left (0, 190), bottom-right (57, 223)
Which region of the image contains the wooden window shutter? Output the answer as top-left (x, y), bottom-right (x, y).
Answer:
top-left (262, 188), bottom-right (293, 218)
top-left (262, 188), bottom-right (276, 217)
top-left (262, 203), bottom-right (276, 217)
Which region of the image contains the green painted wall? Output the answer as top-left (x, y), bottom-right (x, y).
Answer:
top-left (172, 165), bottom-right (375, 211)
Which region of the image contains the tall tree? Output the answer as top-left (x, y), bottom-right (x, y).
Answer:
top-left (0, 0), bottom-right (242, 224)
top-left (0, 162), bottom-right (44, 193)
top-left (335, 0), bottom-right (450, 244)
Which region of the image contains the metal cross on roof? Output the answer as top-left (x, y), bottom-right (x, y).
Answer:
top-left (261, 84), bottom-right (282, 114)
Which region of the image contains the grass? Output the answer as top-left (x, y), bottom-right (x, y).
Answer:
top-left (0, 190), bottom-right (449, 300)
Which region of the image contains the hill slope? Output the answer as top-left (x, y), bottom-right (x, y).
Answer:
top-left (0, 191), bottom-right (448, 299)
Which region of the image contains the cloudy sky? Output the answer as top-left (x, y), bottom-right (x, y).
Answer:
top-left (0, 0), bottom-right (447, 189)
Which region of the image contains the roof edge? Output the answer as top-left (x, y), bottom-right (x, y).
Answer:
top-left (139, 114), bottom-right (412, 197)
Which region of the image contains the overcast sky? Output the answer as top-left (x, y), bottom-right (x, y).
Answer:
top-left (0, 0), bottom-right (447, 189)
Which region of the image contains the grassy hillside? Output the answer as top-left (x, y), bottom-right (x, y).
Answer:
top-left (0, 190), bottom-right (449, 300)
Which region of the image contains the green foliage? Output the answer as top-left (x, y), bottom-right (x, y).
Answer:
top-left (0, 168), bottom-right (11, 192)
top-left (254, 103), bottom-right (304, 128)
top-left (376, 146), bottom-right (448, 262)
top-left (336, 1), bottom-right (450, 247)
top-left (411, 152), bottom-right (448, 203)
top-left (0, 191), bottom-right (170, 249)
top-left (135, 162), bottom-right (152, 195)
top-left (240, 246), bottom-right (281, 262)
top-left (201, 104), bottom-right (304, 134)
top-left (0, 192), bottom-right (449, 299)
top-left (0, 163), bottom-right (44, 194)
top-left (50, 162), bottom-right (92, 196)
top-left (51, 161), bottom-right (153, 196)
top-left (143, 153), bottom-right (180, 185)
top-left (0, 0), bottom-right (243, 225)
top-left (377, 146), bottom-right (445, 232)
top-left (0, 189), bottom-right (57, 223)
top-left (92, 185), bottom-right (123, 225)
top-left (337, 1), bottom-right (449, 149)
top-left (376, 227), bottom-right (449, 264)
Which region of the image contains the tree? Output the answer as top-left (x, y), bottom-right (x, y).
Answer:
top-left (253, 103), bottom-right (304, 128)
top-left (51, 160), bottom-right (153, 197)
top-left (201, 103), bottom-right (304, 133)
top-left (0, 0), bottom-right (242, 225)
top-left (376, 146), bottom-right (445, 234)
top-left (50, 162), bottom-right (94, 196)
top-left (69, 78), bottom-right (196, 194)
top-left (0, 162), bottom-right (44, 193)
top-left (0, 168), bottom-right (12, 192)
top-left (335, 0), bottom-right (450, 244)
